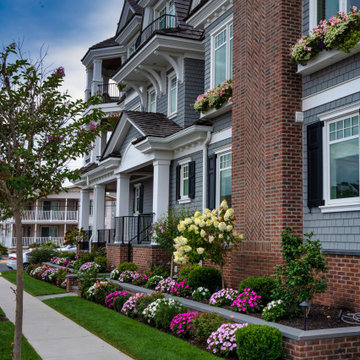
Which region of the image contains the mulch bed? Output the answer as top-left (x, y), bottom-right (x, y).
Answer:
top-left (246, 304), bottom-right (356, 330)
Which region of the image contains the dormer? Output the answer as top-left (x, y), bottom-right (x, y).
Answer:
top-left (115, 0), bottom-right (144, 58)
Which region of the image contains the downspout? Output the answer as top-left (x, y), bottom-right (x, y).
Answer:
top-left (202, 131), bottom-right (212, 211)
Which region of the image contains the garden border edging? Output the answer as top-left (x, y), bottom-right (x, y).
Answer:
top-left (110, 280), bottom-right (360, 342)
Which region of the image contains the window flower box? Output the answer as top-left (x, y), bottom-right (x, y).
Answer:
top-left (291, 7), bottom-right (360, 67)
top-left (193, 79), bottom-right (232, 116)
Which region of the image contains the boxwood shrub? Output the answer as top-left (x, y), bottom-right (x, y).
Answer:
top-left (188, 266), bottom-right (222, 293)
top-left (117, 262), bottom-right (138, 273)
top-left (236, 324), bottom-right (283, 360)
top-left (238, 276), bottom-right (276, 306)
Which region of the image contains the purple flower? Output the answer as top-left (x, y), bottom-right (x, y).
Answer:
top-left (55, 67), bottom-right (65, 77)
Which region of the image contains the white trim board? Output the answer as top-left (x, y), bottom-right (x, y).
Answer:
top-left (302, 76), bottom-right (360, 112)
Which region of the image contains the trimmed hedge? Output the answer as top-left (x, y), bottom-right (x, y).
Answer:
top-left (236, 324), bottom-right (283, 360)
top-left (187, 266), bottom-right (222, 293)
top-left (238, 276), bottom-right (275, 306)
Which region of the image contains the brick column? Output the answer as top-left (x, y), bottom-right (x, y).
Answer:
top-left (230, 0), bottom-right (303, 286)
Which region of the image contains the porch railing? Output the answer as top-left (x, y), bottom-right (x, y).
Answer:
top-left (135, 15), bottom-right (178, 50)
top-left (113, 214), bottom-right (153, 244)
top-left (97, 83), bottom-right (120, 103)
top-left (11, 237), bottom-right (64, 247)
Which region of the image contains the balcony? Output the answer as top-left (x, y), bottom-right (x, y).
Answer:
top-left (21, 210), bottom-right (78, 223)
top-left (97, 83), bottom-right (121, 103)
top-left (11, 237), bottom-right (64, 247)
top-left (134, 14), bottom-right (178, 52)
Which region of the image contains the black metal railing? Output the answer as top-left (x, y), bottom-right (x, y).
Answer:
top-left (97, 83), bottom-right (120, 103)
top-left (97, 229), bottom-right (115, 245)
top-left (114, 214), bottom-right (153, 244)
top-left (135, 15), bottom-right (178, 50)
top-left (79, 230), bottom-right (92, 251)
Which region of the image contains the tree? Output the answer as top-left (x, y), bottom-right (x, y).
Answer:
top-left (0, 43), bottom-right (112, 360)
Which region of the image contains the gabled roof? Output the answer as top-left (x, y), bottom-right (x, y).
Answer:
top-left (123, 111), bottom-right (182, 138)
top-left (81, 36), bottom-right (121, 63)
top-left (79, 162), bottom-right (99, 175)
top-left (116, 0), bottom-right (143, 36)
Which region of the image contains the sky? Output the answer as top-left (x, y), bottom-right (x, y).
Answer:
top-left (1, 0), bottom-right (123, 179)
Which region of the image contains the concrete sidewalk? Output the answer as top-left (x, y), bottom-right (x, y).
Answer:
top-left (0, 277), bottom-right (133, 360)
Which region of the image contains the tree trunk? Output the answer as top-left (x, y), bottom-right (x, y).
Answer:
top-left (220, 264), bottom-right (225, 289)
top-left (13, 209), bottom-right (23, 360)
top-left (170, 255), bottom-right (174, 278)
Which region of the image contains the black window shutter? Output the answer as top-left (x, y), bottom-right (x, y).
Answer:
top-left (188, 161), bottom-right (196, 199)
top-left (139, 184), bottom-right (144, 213)
top-left (208, 154), bottom-right (217, 209)
top-left (307, 121), bottom-right (324, 208)
top-left (133, 187), bottom-right (136, 213)
top-left (176, 165), bottom-right (181, 200)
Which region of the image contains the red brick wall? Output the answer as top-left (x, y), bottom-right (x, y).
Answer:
top-left (283, 336), bottom-right (360, 360)
top-left (106, 244), bottom-right (130, 271)
top-left (313, 254), bottom-right (360, 311)
top-left (132, 245), bottom-right (171, 273)
top-left (231, 0), bottom-right (303, 287)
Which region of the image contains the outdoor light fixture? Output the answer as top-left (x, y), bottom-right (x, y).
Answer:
top-left (299, 301), bottom-right (310, 331)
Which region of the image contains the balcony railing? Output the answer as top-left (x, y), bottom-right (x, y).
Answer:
top-left (11, 237), bottom-right (64, 247)
top-left (21, 210), bottom-right (78, 222)
top-left (135, 14), bottom-right (178, 51)
top-left (97, 83), bottom-right (120, 103)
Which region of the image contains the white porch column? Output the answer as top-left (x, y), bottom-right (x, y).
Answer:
top-left (79, 189), bottom-right (90, 230)
top-left (152, 159), bottom-right (170, 222)
top-left (91, 59), bottom-right (103, 96)
top-left (116, 174), bottom-right (130, 217)
top-left (85, 67), bottom-right (93, 101)
top-left (93, 184), bottom-right (106, 242)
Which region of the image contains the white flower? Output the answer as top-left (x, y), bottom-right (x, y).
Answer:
top-left (196, 247), bottom-right (205, 255)
top-left (226, 225), bottom-right (233, 232)
top-left (200, 229), bottom-right (206, 238)
top-left (218, 222), bottom-right (227, 232)
top-left (208, 235), bottom-right (215, 243)
top-left (183, 245), bottom-right (192, 253)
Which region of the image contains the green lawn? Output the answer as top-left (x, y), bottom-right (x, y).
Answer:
top-left (0, 307), bottom-right (41, 360)
top-left (1, 271), bottom-right (66, 296)
top-left (44, 297), bottom-right (219, 360)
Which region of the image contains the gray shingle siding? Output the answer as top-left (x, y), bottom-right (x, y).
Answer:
top-left (208, 137), bottom-right (232, 155)
top-left (128, 177), bottom-right (153, 215)
top-left (204, 8), bottom-right (233, 90)
top-left (119, 126), bottom-right (142, 156)
top-left (169, 151), bottom-right (203, 212)
top-left (212, 112), bottom-right (232, 132)
top-left (303, 52), bottom-right (360, 97)
top-left (303, 94), bottom-right (360, 252)
top-left (303, 0), bottom-right (309, 34)
top-left (124, 93), bottom-right (141, 111)
top-left (184, 58), bottom-right (204, 127)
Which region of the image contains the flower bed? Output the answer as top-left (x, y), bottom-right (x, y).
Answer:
top-left (291, 7), bottom-right (360, 64)
top-left (27, 264), bottom-right (69, 288)
top-left (193, 80), bottom-right (232, 114)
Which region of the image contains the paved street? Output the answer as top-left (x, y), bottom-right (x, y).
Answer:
top-left (0, 262), bottom-right (11, 272)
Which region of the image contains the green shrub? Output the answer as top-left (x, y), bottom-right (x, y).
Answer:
top-left (178, 264), bottom-right (200, 281)
top-left (272, 228), bottom-right (327, 313)
top-left (188, 266), bottom-right (222, 293)
top-left (150, 262), bottom-right (170, 277)
top-left (113, 294), bottom-right (131, 312)
top-left (93, 282), bottom-right (121, 305)
top-left (28, 248), bottom-right (57, 264)
top-left (73, 252), bottom-right (94, 270)
top-left (26, 264), bottom-right (40, 274)
top-left (94, 256), bottom-right (107, 272)
top-left (154, 300), bottom-right (186, 329)
top-left (135, 292), bottom-right (165, 319)
top-left (0, 243), bottom-right (8, 256)
top-left (117, 262), bottom-right (138, 273)
top-left (192, 312), bottom-right (227, 343)
top-left (146, 275), bottom-right (164, 289)
top-left (236, 324), bottom-right (283, 360)
top-left (239, 276), bottom-right (276, 306)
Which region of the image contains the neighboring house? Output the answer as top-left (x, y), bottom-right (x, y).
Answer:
top-left (0, 186), bottom-right (115, 249)
top-left (77, 0), bottom-right (233, 248)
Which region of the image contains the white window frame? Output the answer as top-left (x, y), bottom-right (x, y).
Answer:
top-left (214, 146), bottom-right (232, 207)
top-left (210, 18), bottom-right (233, 88)
top-left (319, 104), bottom-right (360, 213)
top-left (309, 0), bottom-right (348, 31)
top-left (178, 158), bottom-right (192, 204)
top-left (168, 73), bottom-right (178, 117)
top-left (148, 88), bottom-right (157, 112)
top-left (134, 183), bottom-right (142, 215)
top-left (127, 36), bottom-right (137, 57)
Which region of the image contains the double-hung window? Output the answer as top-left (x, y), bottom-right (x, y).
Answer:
top-left (157, 0), bottom-right (175, 29)
top-left (310, 0), bottom-right (360, 30)
top-left (134, 183), bottom-right (143, 214)
top-left (180, 164), bottom-right (189, 199)
top-left (148, 89), bottom-right (156, 112)
top-left (127, 39), bottom-right (136, 57)
top-left (325, 114), bottom-right (359, 206)
top-left (168, 74), bottom-right (177, 116)
top-left (212, 21), bottom-right (233, 87)
top-left (217, 152), bottom-right (232, 207)
top-left (176, 159), bottom-right (195, 203)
